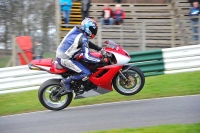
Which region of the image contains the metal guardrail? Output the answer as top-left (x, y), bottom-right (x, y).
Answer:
top-left (130, 44), bottom-right (200, 76)
top-left (0, 44), bottom-right (200, 95)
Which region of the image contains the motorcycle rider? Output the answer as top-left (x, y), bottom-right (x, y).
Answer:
top-left (56, 18), bottom-right (105, 93)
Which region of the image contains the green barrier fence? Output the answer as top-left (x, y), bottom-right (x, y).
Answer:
top-left (129, 49), bottom-right (164, 77)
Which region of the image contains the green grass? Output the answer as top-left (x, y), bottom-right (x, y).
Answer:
top-left (86, 123), bottom-right (200, 133)
top-left (43, 52), bottom-right (56, 60)
top-left (0, 56), bottom-right (10, 68)
top-left (0, 71), bottom-right (200, 116)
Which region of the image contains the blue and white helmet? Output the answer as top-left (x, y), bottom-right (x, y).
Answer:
top-left (81, 18), bottom-right (98, 39)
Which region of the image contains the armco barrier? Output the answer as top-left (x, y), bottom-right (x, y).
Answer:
top-left (0, 44), bottom-right (200, 94)
top-left (0, 66), bottom-right (60, 94)
top-left (129, 49), bottom-right (165, 77)
top-left (129, 44), bottom-right (200, 77)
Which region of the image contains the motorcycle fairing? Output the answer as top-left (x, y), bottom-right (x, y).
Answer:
top-left (29, 59), bottom-right (67, 74)
top-left (50, 62), bottom-right (67, 74)
top-left (104, 46), bottom-right (130, 57)
top-left (74, 86), bottom-right (112, 99)
top-left (104, 46), bottom-right (131, 65)
top-left (89, 65), bottom-right (123, 91)
top-left (74, 65), bottom-right (122, 99)
top-left (30, 58), bottom-right (53, 67)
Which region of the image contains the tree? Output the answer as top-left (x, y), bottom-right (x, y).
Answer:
top-left (0, 0), bottom-right (55, 52)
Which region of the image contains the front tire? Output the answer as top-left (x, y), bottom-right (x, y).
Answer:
top-left (38, 79), bottom-right (73, 111)
top-left (113, 66), bottom-right (145, 96)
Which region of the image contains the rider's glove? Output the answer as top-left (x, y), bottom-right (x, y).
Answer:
top-left (99, 58), bottom-right (109, 64)
top-left (99, 59), bottom-right (106, 64)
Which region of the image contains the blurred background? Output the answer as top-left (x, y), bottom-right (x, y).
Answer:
top-left (0, 0), bottom-right (55, 50)
top-left (0, 0), bottom-right (56, 66)
top-left (0, 0), bottom-right (199, 67)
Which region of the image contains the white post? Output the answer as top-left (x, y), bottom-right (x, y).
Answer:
top-left (12, 35), bottom-right (16, 66)
top-left (6, 35), bottom-right (16, 67)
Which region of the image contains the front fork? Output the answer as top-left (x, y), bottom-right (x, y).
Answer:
top-left (118, 66), bottom-right (133, 84)
top-left (119, 70), bottom-right (128, 80)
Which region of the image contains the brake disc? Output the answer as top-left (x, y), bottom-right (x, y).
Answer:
top-left (49, 89), bottom-right (61, 102)
top-left (119, 74), bottom-right (137, 89)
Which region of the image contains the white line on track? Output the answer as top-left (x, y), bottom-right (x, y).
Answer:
top-left (1, 94), bottom-right (200, 118)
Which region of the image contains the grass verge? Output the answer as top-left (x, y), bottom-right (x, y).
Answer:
top-left (42, 52), bottom-right (56, 60)
top-left (0, 71), bottom-right (200, 116)
top-left (0, 56), bottom-right (10, 68)
top-left (86, 123), bottom-right (200, 133)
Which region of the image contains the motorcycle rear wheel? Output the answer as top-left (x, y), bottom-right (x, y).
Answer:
top-left (113, 66), bottom-right (145, 96)
top-left (38, 79), bottom-right (73, 111)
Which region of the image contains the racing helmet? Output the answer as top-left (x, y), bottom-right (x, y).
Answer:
top-left (81, 18), bottom-right (98, 39)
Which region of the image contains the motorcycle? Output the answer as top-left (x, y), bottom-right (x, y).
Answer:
top-left (28, 40), bottom-right (145, 111)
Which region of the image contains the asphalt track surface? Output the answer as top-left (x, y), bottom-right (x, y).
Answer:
top-left (0, 95), bottom-right (200, 133)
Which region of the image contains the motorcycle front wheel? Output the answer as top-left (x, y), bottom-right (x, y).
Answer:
top-left (113, 66), bottom-right (145, 96)
top-left (38, 79), bottom-right (73, 111)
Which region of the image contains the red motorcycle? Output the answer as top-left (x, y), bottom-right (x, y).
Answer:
top-left (29, 40), bottom-right (145, 110)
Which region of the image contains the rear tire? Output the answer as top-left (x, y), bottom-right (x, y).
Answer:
top-left (38, 79), bottom-right (73, 111)
top-left (113, 66), bottom-right (145, 96)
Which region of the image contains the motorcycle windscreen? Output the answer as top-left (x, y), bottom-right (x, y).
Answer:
top-left (74, 87), bottom-right (112, 99)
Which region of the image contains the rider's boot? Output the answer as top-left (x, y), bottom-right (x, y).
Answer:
top-left (60, 77), bottom-right (74, 92)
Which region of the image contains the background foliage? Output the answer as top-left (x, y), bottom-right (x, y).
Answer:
top-left (0, 0), bottom-right (56, 51)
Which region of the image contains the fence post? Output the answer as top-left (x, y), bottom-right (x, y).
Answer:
top-left (139, 22), bottom-right (142, 51)
top-left (177, 16), bottom-right (183, 45)
top-left (12, 35), bottom-right (17, 66)
top-left (170, 0), bottom-right (176, 47)
top-left (9, 35), bottom-right (17, 66)
top-left (55, 0), bottom-right (61, 48)
top-left (180, 18), bottom-right (187, 45)
top-left (141, 21), bottom-right (146, 51)
top-left (6, 35), bottom-right (17, 67)
top-left (7, 35), bottom-right (17, 66)
top-left (171, 17), bottom-right (175, 47)
top-left (98, 23), bottom-right (102, 47)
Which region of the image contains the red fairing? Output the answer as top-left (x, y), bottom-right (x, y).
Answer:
top-left (30, 58), bottom-right (53, 67)
top-left (89, 65), bottom-right (123, 90)
top-left (50, 62), bottom-right (67, 74)
top-left (76, 52), bottom-right (102, 60)
top-left (30, 58), bottom-right (67, 74)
